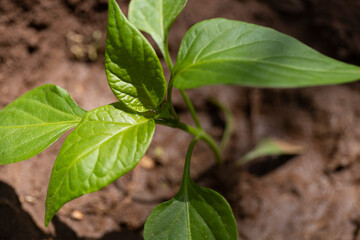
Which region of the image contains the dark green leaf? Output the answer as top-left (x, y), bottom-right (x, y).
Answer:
top-left (45, 103), bottom-right (155, 226)
top-left (144, 139), bottom-right (238, 240)
top-left (128, 0), bottom-right (187, 56)
top-left (105, 0), bottom-right (167, 112)
top-left (173, 18), bottom-right (360, 89)
top-left (0, 84), bottom-right (86, 164)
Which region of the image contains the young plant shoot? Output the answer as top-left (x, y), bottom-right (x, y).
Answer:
top-left (1, 0), bottom-right (360, 239)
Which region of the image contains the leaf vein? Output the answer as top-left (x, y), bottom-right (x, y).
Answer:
top-left (48, 120), bottom-right (148, 211)
top-left (0, 120), bottom-right (80, 129)
top-left (24, 98), bottom-right (82, 120)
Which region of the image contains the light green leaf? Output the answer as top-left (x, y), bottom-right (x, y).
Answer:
top-left (236, 137), bottom-right (303, 166)
top-left (45, 103), bottom-right (155, 226)
top-left (0, 84), bottom-right (86, 164)
top-left (173, 18), bottom-right (360, 89)
top-left (128, 0), bottom-right (187, 56)
top-left (144, 139), bottom-right (238, 240)
top-left (105, 0), bottom-right (166, 113)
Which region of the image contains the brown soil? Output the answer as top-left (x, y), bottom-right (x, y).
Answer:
top-left (1, 0), bottom-right (360, 239)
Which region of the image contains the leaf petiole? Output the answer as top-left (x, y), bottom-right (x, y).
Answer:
top-left (182, 137), bottom-right (199, 185)
top-left (161, 39), bottom-right (180, 122)
top-left (155, 119), bottom-right (221, 163)
top-left (179, 89), bottom-right (203, 130)
top-left (209, 98), bottom-right (233, 151)
top-left (163, 39), bottom-right (173, 72)
top-left (166, 78), bottom-right (179, 122)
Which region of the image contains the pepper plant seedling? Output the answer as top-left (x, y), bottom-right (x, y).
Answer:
top-left (1, 0), bottom-right (360, 239)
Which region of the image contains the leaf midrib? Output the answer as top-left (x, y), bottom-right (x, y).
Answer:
top-left (23, 98), bottom-right (84, 119)
top-left (188, 183), bottom-right (229, 239)
top-left (61, 120), bottom-right (146, 171)
top-left (184, 178), bottom-right (192, 240)
top-left (47, 118), bottom-right (149, 214)
top-left (174, 58), bottom-right (360, 80)
top-left (110, 4), bottom-right (159, 110)
top-left (0, 120), bottom-right (80, 129)
top-left (159, 0), bottom-right (164, 40)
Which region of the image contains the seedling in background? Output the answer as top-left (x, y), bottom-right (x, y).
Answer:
top-left (1, 0), bottom-right (360, 239)
top-left (236, 138), bottom-right (304, 166)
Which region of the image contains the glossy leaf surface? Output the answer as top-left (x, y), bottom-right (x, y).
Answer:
top-left (105, 0), bottom-right (166, 112)
top-left (144, 140), bottom-right (238, 240)
top-left (0, 84), bottom-right (86, 164)
top-left (45, 103), bottom-right (155, 225)
top-left (128, 0), bottom-right (187, 55)
top-left (173, 18), bottom-right (360, 89)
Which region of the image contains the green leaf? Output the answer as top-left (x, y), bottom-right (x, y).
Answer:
top-left (45, 103), bottom-right (155, 226)
top-left (144, 182), bottom-right (238, 240)
top-left (0, 84), bottom-right (86, 164)
top-left (173, 18), bottom-right (360, 89)
top-left (236, 137), bottom-right (303, 166)
top-left (128, 0), bottom-right (187, 56)
top-left (144, 139), bottom-right (238, 240)
top-left (105, 0), bottom-right (167, 113)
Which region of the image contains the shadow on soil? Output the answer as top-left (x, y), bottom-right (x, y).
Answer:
top-left (0, 181), bottom-right (142, 240)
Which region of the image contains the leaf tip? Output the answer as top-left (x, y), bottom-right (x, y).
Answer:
top-left (44, 200), bottom-right (53, 226)
top-left (108, 0), bottom-right (120, 12)
top-left (44, 210), bottom-right (53, 227)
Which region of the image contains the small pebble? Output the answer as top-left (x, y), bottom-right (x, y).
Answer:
top-left (139, 155), bottom-right (155, 169)
top-left (24, 195), bottom-right (37, 204)
top-left (70, 210), bottom-right (84, 221)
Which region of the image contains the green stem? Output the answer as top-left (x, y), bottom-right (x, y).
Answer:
top-left (155, 119), bottom-right (221, 164)
top-left (161, 40), bottom-right (179, 122)
top-left (160, 39), bottom-right (219, 163)
top-left (209, 98), bottom-right (233, 151)
top-left (179, 89), bottom-right (203, 130)
top-left (163, 40), bottom-right (173, 72)
top-left (167, 78), bottom-right (179, 122)
top-left (182, 137), bottom-right (199, 184)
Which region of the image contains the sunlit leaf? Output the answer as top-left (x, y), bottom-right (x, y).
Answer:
top-left (144, 139), bottom-right (238, 240)
top-left (45, 103), bottom-right (155, 225)
top-left (0, 84), bottom-right (86, 164)
top-left (105, 0), bottom-right (166, 112)
top-left (128, 0), bottom-right (187, 56)
top-left (173, 18), bottom-right (360, 89)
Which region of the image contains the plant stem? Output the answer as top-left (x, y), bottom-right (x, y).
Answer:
top-left (179, 89), bottom-right (203, 130)
top-left (167, 78), bottom-right (179, 122)
top-left (163, 40), bottom-right (173, 72)
top-left (182, 137), bottom-right (199, 185)
top-left (155, 119), bottom-right (221, 163)
top-left (161, 40), bottom-right (179, 122)
top-left (209, 98), bottom-right (233, 151)
top-left (160, 39), bottom-right (219, 162)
